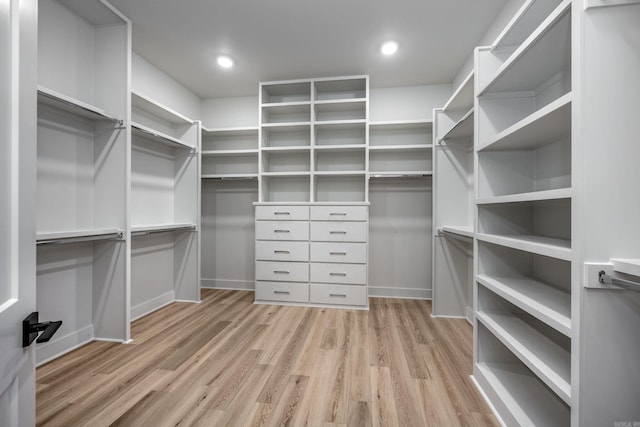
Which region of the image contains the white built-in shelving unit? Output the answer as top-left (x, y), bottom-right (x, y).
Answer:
top-left (432, 70), bottom-right (475, 320)
top-left (368, 120), bottom-right (433, 178)
top-left (201, 126), bottom-right (259, 179)
top-left (130, 91), bottom-right (200, 320)
top-left (35, 0), bottom-right (130, 365)
top-left (472, 0), bottom-right (574, 425)
top-left (255, 76), bottom-right (369, 308)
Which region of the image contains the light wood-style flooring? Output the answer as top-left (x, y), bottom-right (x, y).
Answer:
top-left (36, 289), bottom-right (498, 426)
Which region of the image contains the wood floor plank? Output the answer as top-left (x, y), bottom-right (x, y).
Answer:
top-left (36, 289), bottom-right (497, 426)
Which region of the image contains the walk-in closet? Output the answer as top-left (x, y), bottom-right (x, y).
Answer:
top-left (2, 0), bottom-right (639, 425)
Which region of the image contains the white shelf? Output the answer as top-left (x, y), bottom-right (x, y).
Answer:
top-left (36, 228), bottom-right (123, 245)
top-left (313, 171), bottom-right (366, 176)
top-left (438, 226), bottom-right (474, 239)
top-left (477, 274), bottom-right (571, 336)
top-left (262, 171), bottom-right (311, 177)
top-left (37, 86), bottom-right (121, 122)
top-left (442, 71), bottom-right (474, 112)
top-left (132, 122), bottom-right (195, 151)
top-left (476, 233), bottom-right (571, 261)
top-left (477, 310), bottom-right (571, 404)
top-left (313, 144), bottom-right (366, 151)
top-left (368, 144), bottom-right (432, 151)
top-left (477, 188), bottom-right (571, 205)
top-left (131, 223), bottom-right (196, 235)
top-left (439, 108), bottom-right (474, 142)
top-left (201, 149), bottom-right (258, 156)
top-left (475, 362), bottom-right (570, 426)
top-left (478, 2), bottom-right (571, 96)
top-left (262, 100), bottom-right (311, 108)
top-left (494, 0), bottom-right (565, 50)
top-left (612, 259), bottom-right (640, 277)
top-left (262, 122), bottom-right (312, 128)
top-left (478, 93), bottom-right (571, 151)
top-left (314, 119), bottom-right (366, 127)
top-left (131, 91), bottom-right (193, 125)
top-left (202, 126), bottom-right (259, 135)
top-left (261, 146), bottom-right (310, 152)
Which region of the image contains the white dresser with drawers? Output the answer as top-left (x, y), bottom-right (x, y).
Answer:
top-left (254, 203), bottom-right (369, 309)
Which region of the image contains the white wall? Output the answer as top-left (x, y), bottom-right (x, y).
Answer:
top-left (201, 96), bottom-right (258, 129)
top-left (369, 84), bottom-right (451, 122)
top-left (132, 53), bottom-right (201, 120)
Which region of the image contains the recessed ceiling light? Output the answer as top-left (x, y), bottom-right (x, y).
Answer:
top-left (381, 41), bottom-right (398, 55)
top-left (217, 55), bottom-right (234, 68)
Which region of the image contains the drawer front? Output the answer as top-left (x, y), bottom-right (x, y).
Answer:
top-left (256, 261), bottom-right (309, 282)
top-left (310, 221), bottom-right (367, 242)
top-left (256, 241), bottom-right (309, 262)
top-left (310, 205), bottom-right (368, 221)
top-left (256, 281), bottom-right (309, 303)
top-left (310, 262), bottom-right (367, 285)
top-left (310, 242), bottom-right (367, 264)
top-left (309, 284), bottom-right (367, 307)
top-left (255, 221), bottom-right (309, 241)
top-left (255, 205), bottom-right (309, 221)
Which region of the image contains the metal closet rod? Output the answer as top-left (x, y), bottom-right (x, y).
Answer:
top-left (599, 270), bottom-right (640, 293)
top-left (131, 225), bottom-right (196, 237)
top-left (37, 232), bottom-right (124, 246)
top-left (369, 173), bottom-right (431, 179)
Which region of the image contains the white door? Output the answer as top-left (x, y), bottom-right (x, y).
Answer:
top-left (0, 0), bottom-right (37, 425)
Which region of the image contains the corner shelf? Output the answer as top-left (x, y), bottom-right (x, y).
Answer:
top-left (132, 122), bottom-right (195, 151)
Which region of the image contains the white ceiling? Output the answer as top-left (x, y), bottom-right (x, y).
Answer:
top-left (108, 0), bottom-right (508, 99)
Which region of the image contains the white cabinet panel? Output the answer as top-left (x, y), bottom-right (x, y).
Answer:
top-left (310, 262), bottom-right (367, 285)
top-left (256, 261), bottom-right (309, 282)
top-left (310, 242), bottom-right (367, 264)
top-left (310, 205), bottom-right (368, 221)
top-left (309, 283), bottom-right (367, 306)
top-left (255, 205), bottom-right (309, 221)
top-left (255, 221), bottom-right (309, 241)
top-left (256, 241), bottom-right (309, 262)
top-left (255, 281), bottom-right (309, 303)
top-left (309, 221), bottom-right (367, 242)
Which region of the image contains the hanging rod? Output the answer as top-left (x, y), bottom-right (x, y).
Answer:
top-left (131, 225), bottom-right (196, 237)
top-left (438, 227), bottom-right (473, 242)
top-left (369, 173), bottom-right (432, 179)
top-left (598, 270), bottom-right (640, 293)
top-left (37, 231), bottom-right (123, 246)
top-left (202, 176), bottom-right (258, 181)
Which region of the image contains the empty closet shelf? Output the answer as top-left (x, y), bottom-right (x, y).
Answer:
top-left (36, 229), bottom-right (123, 245)
top-left (131, 122), bottom-right (195, 151)
top-left (438, 226), bottom-right (474, 240)
top-left (131, 224), bottom-right (196, 236)
top-left (37, 86), bottom-right (121, 123)
top-left (475, 233), bottom-right (571, 261)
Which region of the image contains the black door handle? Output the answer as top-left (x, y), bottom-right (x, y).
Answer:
top-left (22, 312), bottom-right (62, 347)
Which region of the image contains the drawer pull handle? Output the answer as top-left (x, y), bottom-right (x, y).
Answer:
top-left (274, 229), bottom-right (290, 233)
top-left (329, 231), bottom-right (347, 234)
top-left (330, 293), bottom-right (347, 297)
top-left (274, 212), bottom-right (290, 215)
top-left (330, 212), bottom-right (347, 216)
top-left (274, 290), bottom-right (290, 295)
top-left (330, 272), bottom-right (347, 276)
top-left (274, 250), bottom-right (290, 254)
top-left (330, 252), bottom-right (347, 255)
top-left (274, 270), bottom-right (290, 274)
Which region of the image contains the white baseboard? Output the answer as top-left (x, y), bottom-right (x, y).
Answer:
top-left (201, 278), bottom-right (255, 291)
top-left (368, 286), bottom-right (432, 300)
top-left (131, 291), bottom-right (175, 321)
top-left (36, 324), bottom-right (94, 367)
top-left (470, 374), bottom-right (506, 427)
